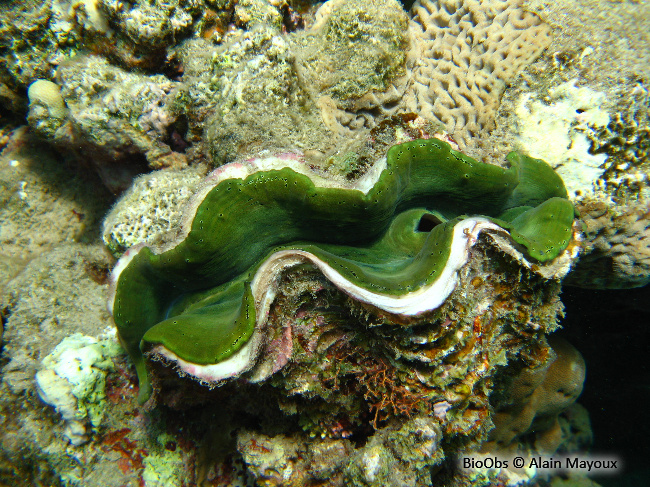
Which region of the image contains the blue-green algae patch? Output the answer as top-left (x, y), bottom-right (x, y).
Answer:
top-left (110, 139), bottom-right (575, 403)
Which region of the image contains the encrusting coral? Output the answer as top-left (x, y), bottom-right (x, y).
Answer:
top-left (108, 137), bottom-right (576, 407)
top-left (566, 200), bottom-right (650, 289)
top-left (102, 166), bottom-right (206, 256)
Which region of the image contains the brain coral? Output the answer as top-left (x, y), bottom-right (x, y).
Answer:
top-left (405, 0), bottom-right (552, 147)
top-left (108, 139), bottom-right (576, 403)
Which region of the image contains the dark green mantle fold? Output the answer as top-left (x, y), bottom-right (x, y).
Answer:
top-left (109, 139), bottom-right (575, 403)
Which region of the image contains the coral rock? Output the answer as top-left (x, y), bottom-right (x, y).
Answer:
top-left (567, 199), bottom-right (650, 289)
top-left (292, 0), bottom-right (411, 135)
top-left (102, 166), bottom-right (206, 256)
top-left (344, 417), bottom-right (443, 486)
top-left (26, 56), bottom-right (188, 191)
top-left (484, 336), bottom-right (586, 454)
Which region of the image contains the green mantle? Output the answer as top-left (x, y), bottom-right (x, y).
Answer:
top-left (109, 139), bottom-right (575, 403)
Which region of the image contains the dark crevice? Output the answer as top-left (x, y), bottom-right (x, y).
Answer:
top-left (416, 213), bottom-right (444, 232)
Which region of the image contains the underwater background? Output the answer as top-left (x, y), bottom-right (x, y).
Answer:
top-left (0, 0), bottom-right (648, 486)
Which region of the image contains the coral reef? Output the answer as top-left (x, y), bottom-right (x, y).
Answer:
top-left (26, 79), bottom-right (69, 140)
top-left (0, 0), bottom-right (212, 99)
top-left (472, 0), bottom-right (649, 194)
top-left (102, 165), bottom-right (206, 256)
top-left (98, 0), bottom-right (196, 62)
top-left (35, 333), bottom-right (123, 445)
top-left (344, 416), bottom-right (443, 486)
top-left (405, 0), bottom-right (551, 148)
top-left (483, 336), bottom-right (586, 454)
top-left (3, 0), bottom-right (311, 179)
top-left (6, 0), bottom-right (647, 204)
top-left (524, 1), bottom-right (650, 205)
top-left (0, 124), bottom-right (586, 486)
top-left (525, 0), bottom-right (649, 90)
top-left (14, 0), bottom-right (558, 184)
top-left (0, 244), bottom-right (119, 484)
top-left (8, 0), bottom-right (650, 485)
top-left (566, 200), bottom-right (650, 289)
top-left (237, 429), bottom-right (353, 486)
top-left (464, 0), bottom-right (649, 295)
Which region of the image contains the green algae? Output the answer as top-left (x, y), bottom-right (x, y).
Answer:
top-left (110, 139), bottom-right (575, 403)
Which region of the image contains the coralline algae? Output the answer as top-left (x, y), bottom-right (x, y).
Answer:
top-left (515, 80), bottom-right (611, 198)
top-left (35, 333), bottom-right (123, 445)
